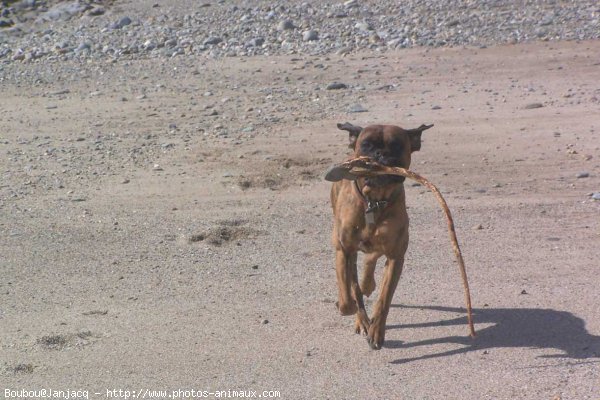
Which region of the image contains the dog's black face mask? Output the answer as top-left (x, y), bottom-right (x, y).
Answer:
top-left (357, 134), bottom-right (408, 187)
top-left (336, 122), bottom-right (431, 188)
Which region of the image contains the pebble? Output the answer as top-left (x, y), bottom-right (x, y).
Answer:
top-left (203, 36), bottom-right (222, 46)
top-left (303, 30), bottom-right (319, 41)
top-left (277, 20), bottom-right (295, 31)
top-left (111, 16), bottom-right (132, 30)
top-left (347, 104), bottom-right (368, 113)
top-left (88, 7), bottom-right (105, 16)
top-left (591, 193), bottom-right (600, 201)
top-left (246, 37), bottom-right (265, 47)
top-left (576, 172), bottom-right (589, 178)
top-left (75, 42), bottom-right (91, 52)
top-left (326, 82), bottom-right (347, 90)
top-left (524, 102), bottom-right (544, 109)
top-left (355, 21), bottom-right (373, 32)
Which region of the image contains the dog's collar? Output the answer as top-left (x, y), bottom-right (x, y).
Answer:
top-left (354, 180), bottom-right (403, 216)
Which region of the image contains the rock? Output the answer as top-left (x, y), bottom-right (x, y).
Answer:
top-left (246, 37), bottom-right (264, 47)
top-left (524, 102), bottom-right (544, 109)
top-left (119, 16), bottom-right (133, 26)
top-left (164, 38), bottom-right (177, 48)
top-left (539, 15), bottom-right (554, 26)
top-left (75, 42), bottom-right (91, 52)
top-left (347, 104), bottom-right (368, 113)
top-left (336, 46), bottom-right (352, 55)
top-left (204, 36), bottom-right (222, 45)
top-left (355, 21), bottom-right (373, 32)
top-left (591, 193), bottom-right (600, 201)
top-left (88, 7), bottom-right (105, 16)
top-left (143, 40), bottom-right (157, 50)
top-left (277, 19), bottom-right (295, 31)
top-left (576, 172), bottom-right (589, 178)
top-left (110, 16), bottom-right (132, 30)
top-left (41, 2), bottom-right (89, 21)
top-left (431, 105), bottom-right (442, 110)
top-left (303, 30), bottom-right (319, 41)
top-left (326, 82), bottom-right (347, 90)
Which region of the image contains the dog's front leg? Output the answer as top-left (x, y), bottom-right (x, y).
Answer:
top-left (335, 248), bottom-right (358, 315)
top-left (335, 248), bottom-right (371, 333)
top-left (367, 255), bottom-right (404, 350)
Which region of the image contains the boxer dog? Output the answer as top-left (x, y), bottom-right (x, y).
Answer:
top-left (329, 122), bottom-right (432, 349)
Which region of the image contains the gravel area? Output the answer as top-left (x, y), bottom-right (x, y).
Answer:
top-left (1, 0), bottom-right (599, 63)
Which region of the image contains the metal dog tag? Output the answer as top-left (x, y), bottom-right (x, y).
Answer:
top-left (365, 210), bottom-right (375, 225)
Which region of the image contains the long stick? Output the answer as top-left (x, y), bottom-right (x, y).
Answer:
top-left (343, 157), bottom-right (476, 337)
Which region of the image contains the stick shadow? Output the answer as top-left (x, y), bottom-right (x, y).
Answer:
top-left (385, 304), bottom-right (600, 364)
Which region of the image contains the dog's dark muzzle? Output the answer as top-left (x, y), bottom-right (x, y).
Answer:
top-left (362, 156), bottom-right (406, 187)
top-left (364, 175), bottom-right (405, 187)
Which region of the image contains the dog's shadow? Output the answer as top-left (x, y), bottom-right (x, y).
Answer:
top-left (385, 304), bottom-right (600, 364)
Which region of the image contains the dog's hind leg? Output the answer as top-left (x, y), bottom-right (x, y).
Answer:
top-left (367, 254), bottom-right (405, 350)
top-left (360, 252), bottom-right (379, 297)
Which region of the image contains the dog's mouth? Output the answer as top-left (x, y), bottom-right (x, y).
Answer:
top-left (363, 175), bottom-right (405, 187)
top-left (362, 156), bottom-right (405, 187)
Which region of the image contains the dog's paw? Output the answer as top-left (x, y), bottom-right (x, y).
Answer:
top-left (360, 278), bottom-right (376, 297)
top-left (335, 300), bottom-right (357, 316)
top-left (366, 318), bottom-right (385, 350)
top-left (354, 312), bottom-right (370, 335)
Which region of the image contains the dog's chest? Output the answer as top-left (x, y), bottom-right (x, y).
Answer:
top-left (357, 222), bottom-right (398, 254)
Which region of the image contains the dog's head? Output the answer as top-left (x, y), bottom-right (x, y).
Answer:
top-left (337, 122), bottom-right (432, 188)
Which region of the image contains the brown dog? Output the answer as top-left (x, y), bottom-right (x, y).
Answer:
top-left (329, 122), bottom-right (433, 349)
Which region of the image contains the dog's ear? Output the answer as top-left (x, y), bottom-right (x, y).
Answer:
top-left (406, 124), bottom-right (433, 152)
top-left (337, 122), bottom-right (363, 150)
